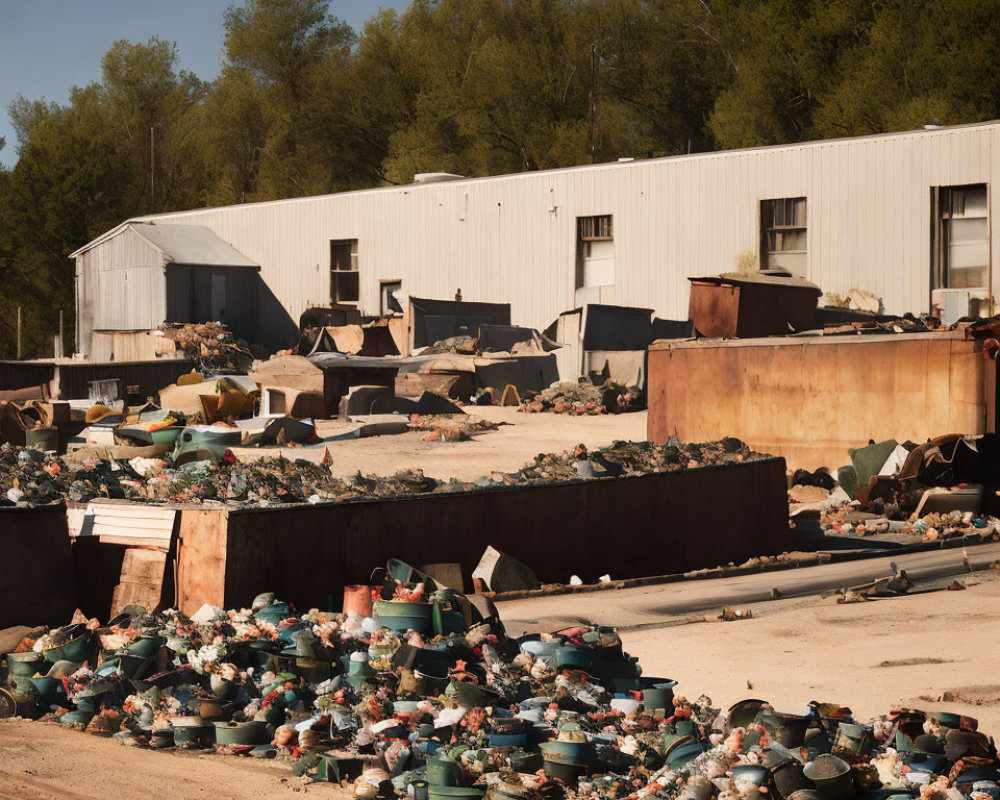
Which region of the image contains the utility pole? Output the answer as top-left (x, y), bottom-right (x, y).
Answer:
top-left (58, 309), bottom-right (64, 358)
top-left (588, 44), bottom-right (598, 162)
top-left (16, 306), bottom-right (21, 360)
top-left (150, 126), bottom-right (155, 211)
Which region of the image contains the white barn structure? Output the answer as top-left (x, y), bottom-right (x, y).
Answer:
top-left (73, 121), bottom-right (1000, 352)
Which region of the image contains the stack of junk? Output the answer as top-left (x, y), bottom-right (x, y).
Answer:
top-left (1, 556), bottom-right (997, 800)
top-left (0, 296), bottom-right (683, 458)
top-left (0, 438), bottom-right (765, 506)
top-left (783, 431), bottom-right (1000, 551)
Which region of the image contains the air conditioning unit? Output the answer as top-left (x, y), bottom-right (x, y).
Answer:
top-left (931, 288), bottom-right (993, 326)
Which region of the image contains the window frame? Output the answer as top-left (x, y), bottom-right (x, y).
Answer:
top-left (330, 238), bottom-right (359, 304)
top-left (760, 197), bottom-right (808, 272)
top-left (379, 279), bottom-right (402, 316)
top-left (932, 183), bottom-right (990, 292)
top-left (577, 214), bottom-right (614, 242)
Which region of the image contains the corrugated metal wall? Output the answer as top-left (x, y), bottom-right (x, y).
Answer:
top-left (91, 123), bottom-right (1000, 348)
top-left (77, 227), bottom-right (167, 354)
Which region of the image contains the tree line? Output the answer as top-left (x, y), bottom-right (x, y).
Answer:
top-left (2, 0), bottom-right (1000, 358)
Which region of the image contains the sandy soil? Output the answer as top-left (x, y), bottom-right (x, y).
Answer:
top-left (0, 717), bottom-right (339, 799)
top-left (237, 407), bottom-right (648, 481)
top-left (615, 572), bottom-right (1000, 734)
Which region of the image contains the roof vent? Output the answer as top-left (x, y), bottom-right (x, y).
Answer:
top-left (412, 173), bottom-right (465, 184)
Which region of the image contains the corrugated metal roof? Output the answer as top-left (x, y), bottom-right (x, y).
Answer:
top-left (123, 119), bottom-right (1000, 225)
top-left (133, 223), bottom-right (259, 267)
top-left (71, 222), bottom-right (259, 267)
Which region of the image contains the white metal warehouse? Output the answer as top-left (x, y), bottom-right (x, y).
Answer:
top-left (73, 120), bottom-right (1000, 352)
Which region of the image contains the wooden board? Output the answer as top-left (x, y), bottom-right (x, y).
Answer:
top-left (110, 548), bottom-right (168, 617)
top-left (175, 508), bottom-right (229, 615)
top-left (87, 502), bottom-right (177, 548)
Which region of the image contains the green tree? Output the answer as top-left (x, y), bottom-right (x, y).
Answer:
top-left (813, 0), bottom-right (1000, 136)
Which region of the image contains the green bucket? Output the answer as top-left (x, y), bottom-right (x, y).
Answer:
top-left (374, 599), bottom-right (433, 634)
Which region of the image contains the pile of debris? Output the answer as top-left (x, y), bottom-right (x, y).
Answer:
top-left (0, 438), bottom-right (769, 508)
top-left (521, 379), bottom-right (642, 416)
top-left (823, 506), bottom-right (999, 545)
top-left (157, 323), bottom-right (256, 371)
top-left (423, 335), bottom-right (480, 355)
top-left (516, 439), bottom-right (757, 483)
top-left (3, 558), bottom-right (997, 797)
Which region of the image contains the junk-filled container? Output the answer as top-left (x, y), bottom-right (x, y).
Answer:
top-left (688, 271), bottom-right (822, 338)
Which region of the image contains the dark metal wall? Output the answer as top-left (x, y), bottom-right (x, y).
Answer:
top-left (165, 264), bottom-right (261, 344)
top-left (213, 458), bottom-right (790, 612)
top-left (0, 505), bottom-right (76, 628)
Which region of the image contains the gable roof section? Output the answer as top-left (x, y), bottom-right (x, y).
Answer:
top-left (71, 222), bottom-right (259, 269)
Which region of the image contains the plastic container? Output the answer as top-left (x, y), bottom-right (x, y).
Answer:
top-left (373, 599), bottom-right (433, 634)
top-left (343, 585), bottom-right (376, 617)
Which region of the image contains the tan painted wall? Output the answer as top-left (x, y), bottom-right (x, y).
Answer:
top-left (647, 333), bottom-right (991, 470)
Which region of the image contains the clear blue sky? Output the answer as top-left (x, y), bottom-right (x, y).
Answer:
top-left (0, 0), bottom-right (408, 167)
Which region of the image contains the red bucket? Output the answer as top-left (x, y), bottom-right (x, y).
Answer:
top-left (343, 585), bottom-right (376, 617)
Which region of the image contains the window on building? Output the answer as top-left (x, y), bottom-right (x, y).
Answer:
top-left (380, 280), bottom-right (402, 315)
top-left (760, 197), bottom-right (807, 274)
top-left (932, 184), bottom-right (989, 290)
top-left (576, 215), bottom-right (615, 296)
top-left (330, 239), bottom-right (359, 303)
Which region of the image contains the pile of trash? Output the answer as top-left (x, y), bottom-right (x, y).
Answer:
top-left (0, 438), bottom-right (770, 508)
top-left (515, 440), bottom-right (758, 483)
top-left (424, 336), bottom-right (480, 356)
top-left (521, 379), bottom-right (643, 416)
top-left (0, 444), bottom-right (433, 505)
top-left (800, 434), bottom-right (1000, 545)
top-left (158, 323), bottom-right (256, 371)
top-left (4, 558), bottom-right (998, 798)
top-left (822, 506), bottom-right (1000, 545)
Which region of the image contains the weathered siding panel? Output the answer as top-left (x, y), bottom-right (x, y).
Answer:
top-left (73, 122), bottom-right (1000, 349)
top-left (77, 227), bottom-right (166, 354)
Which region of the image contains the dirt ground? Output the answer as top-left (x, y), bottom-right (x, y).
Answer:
top-left (0, 717), bottom-right (334, 799)
top-left (4, 571), bottom-right (999, 798)
top-left (497, 563), bottom-right (1000, 734)
top-left (615, 572), bottom-right (1000, 734)
top-left (238, 407), bottom-right (648, 480)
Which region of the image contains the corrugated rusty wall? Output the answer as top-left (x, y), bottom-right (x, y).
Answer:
top-left (77, 227), bottom-right (167, 354)
top-left (82, 122), bottom-right (1000, 348)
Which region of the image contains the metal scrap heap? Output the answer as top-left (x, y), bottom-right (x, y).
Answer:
top-left (0, 438), bottom-right (768, 507)
top-left (2, 562), bottom-right (996, 799)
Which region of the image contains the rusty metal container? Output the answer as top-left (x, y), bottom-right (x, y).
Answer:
top-left (688, 271), bottom-right (822, 338)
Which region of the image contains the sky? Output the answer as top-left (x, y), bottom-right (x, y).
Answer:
top-left (0, 0), bottom-right (408, 167)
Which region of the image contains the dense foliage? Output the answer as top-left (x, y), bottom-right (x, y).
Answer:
top-left (3, 0), bottom-right (1000, 358)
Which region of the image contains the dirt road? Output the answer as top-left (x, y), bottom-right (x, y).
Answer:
top-left (238, 407), bottom-right (648, 480)
top-left (498, 563), bottom-right (1000, 733)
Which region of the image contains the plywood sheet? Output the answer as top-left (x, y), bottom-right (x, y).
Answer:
top-left (111, 548), bottom-right (167, 617)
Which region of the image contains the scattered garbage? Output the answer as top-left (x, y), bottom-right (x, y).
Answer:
top-left (521, 379), bottom-right (642, 416)
top-left (0, 438), bottom-right (768, 508)
top-left (157, 322), bottom-right (256, 371)
top-left (2, 556), bottom-right (996, 798)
